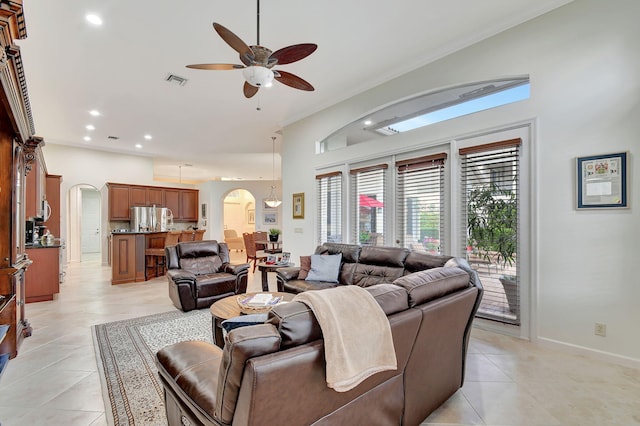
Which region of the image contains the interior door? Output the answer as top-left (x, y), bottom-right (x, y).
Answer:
top-left (81, 188), bottom-right (101, 253)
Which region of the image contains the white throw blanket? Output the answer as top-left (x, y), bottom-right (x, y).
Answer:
top-left (294, 286), bottom-right (397, 392)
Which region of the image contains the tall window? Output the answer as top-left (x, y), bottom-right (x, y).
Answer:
top-left (396, 154), bottom-right (446, 254)
top-left (350, 165), bottom-right (387, 246)
top-left (460, 139), bottom-right (520, 325)
top-left (316, 172), bottom-right (342, 245)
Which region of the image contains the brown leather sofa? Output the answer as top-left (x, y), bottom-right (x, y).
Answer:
top-left (165, 240), bottom-right (250, 311)
top-left (276, 242), bottom-right (456, 293)
top-left (156, 254), bottom-right (483, 425)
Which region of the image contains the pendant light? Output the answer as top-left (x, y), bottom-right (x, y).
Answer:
top-left (265, 136), bottom-right (282, 208)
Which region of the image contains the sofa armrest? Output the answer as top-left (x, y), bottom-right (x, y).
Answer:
top-left (222, 262), bottom-right (250, 275)
top-left (166, 268), bottom-right (197, 284)
top-left (275, 266), bottom-right (301, 281)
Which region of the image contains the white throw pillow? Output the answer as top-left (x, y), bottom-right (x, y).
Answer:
top-left (305, 253), bottom-right (342, 283)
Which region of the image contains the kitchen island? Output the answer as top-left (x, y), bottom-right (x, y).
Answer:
top-left (111, 231), bottom-right (168, 284)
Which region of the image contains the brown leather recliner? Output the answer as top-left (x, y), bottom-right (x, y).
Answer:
top-left (165, 240), bottom-right (250, 311)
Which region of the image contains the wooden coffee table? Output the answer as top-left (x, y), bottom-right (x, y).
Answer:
top-left (209, 292), bottom-right (294, 347)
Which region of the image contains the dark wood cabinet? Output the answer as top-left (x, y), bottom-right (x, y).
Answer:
top-left (107, 183), bottom-right (198, 222)
top-left (180, 190), bottom-right (198, 221)
top-left (25, 148), bottom-right (46, 220)
top-left (0, 1), bottom-right (35, 363)
top-left (147, 187), bottom-right (164, 206)
top-left (45, 175), bottom-right (62, 237)
top-left (25, 247), bottom-right (60, 303)
top-left (108, 184), bottom-right (131, 221)
top-left (111, 234), bottom-right (146, 284)
top-left (130, 186), bottom-right (147, 207)
top-left (164, 189), bottom-right (180, 219)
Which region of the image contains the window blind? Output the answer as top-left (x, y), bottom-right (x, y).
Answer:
top-left (395, 154), bottom-right (446, 254)
top-left (460, 138), bottom-right (520, 324)
top-left (316, 171), bottom-right (342, 245)
top-left (350, 164), bottom-right (387, 246)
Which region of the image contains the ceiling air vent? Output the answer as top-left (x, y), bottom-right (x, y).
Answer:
top-left (374, 126), bottom-right (400, 136)
top-left (107, 136), bottom-right (119, 140)
top-left (165, 73), bottom-right (188, 86)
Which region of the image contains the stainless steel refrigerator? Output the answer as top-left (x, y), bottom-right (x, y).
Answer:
top-left (130, 206), bottom-right (173, 232)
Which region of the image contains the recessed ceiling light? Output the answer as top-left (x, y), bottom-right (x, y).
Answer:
top-left (85, 124), bottom-right (95, 131)
top-left (144, 134), bottom-right (152, 140)
top-left (89, 110), bottom-right (100, 116)
top-left (83, 136), bottom-right (91, 142)
top-left (364, 120), bottom-right (373, 126)
top-left (86, 14), bottom-right (103, 26)
top-left (135, 144), bottom-right (143, 149)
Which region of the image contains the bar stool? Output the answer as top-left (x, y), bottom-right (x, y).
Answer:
top-left (179, 230), bottom-right (195, 242)
top-left (194, 229), bottom-right (205, 241)
top-left (145, 231), bottom-right (181, 279)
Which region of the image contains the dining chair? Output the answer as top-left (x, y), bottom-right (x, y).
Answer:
top-left (242, 232), bottom-right (267, 272)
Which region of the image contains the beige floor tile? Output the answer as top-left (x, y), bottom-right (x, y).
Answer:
top-left (1, 251), bottom-right (638, 426)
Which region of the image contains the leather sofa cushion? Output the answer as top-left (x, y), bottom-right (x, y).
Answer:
top-left (393, 267), bottom-right (470, 307)
top-left (177, 240), bottom-right (221, 258)
top-left (156, 340), bottom-right (223, 421)
top-left (181, 256), bottom-right (223, 275)
top-left (359, 246), bottom-right (409, 267)
top-left (365, 284), bottom-right (409, 315)
top-left (315, 242), bottom-right (361, 263)
top-left (282, 279), bottom-right (339, 294)
top-left (403, 251), bottom-right (453, 274)
top-left (352, 263), bottom-right (404, 287)
top-left (196, 274), bottom-right (236, 297)
top-left (216, 324), bottom-right (281, 424)
top-left (268, 284), bottom-right (408, 349)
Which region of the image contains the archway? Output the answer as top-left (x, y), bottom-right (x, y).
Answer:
top-left (67, 184), bottom-right (101, 263)
top-left (223, 189), bottom-right (256, 241)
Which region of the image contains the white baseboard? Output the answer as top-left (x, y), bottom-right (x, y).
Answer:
top-left (537, 337), bottom-right (640, 370)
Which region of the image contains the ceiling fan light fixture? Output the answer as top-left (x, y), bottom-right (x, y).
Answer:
top-left (242, 66), bottom-right (274, 87)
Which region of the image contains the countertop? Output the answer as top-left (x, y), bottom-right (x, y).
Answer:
top-left (110, 230), bottom-right (169, 235)
top-left (26, 242), bottom-right (62, 249)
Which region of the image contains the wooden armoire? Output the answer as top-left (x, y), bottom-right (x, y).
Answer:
top-left (0, 1), bottom-right (40, 363)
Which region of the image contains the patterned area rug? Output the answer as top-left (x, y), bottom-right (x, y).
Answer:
top-left (92, 309), bottom-right (212, 425)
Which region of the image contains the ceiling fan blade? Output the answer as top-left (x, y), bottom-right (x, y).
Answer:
top-left (270, 44), bottom-right (317, 65)
top-left (274, 70), bottom-right (314, 91)
top-left (186, 63), bottom-right (245, 70)
top-left (213, 22), bottom-right (254, 66)
top-left (243, 81), bottom-right (259, 98)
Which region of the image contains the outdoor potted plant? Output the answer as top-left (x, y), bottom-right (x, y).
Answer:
top-left (268, 228), bottom-right (281, 242)
top-left (467, 183), bottom-right (518, 313)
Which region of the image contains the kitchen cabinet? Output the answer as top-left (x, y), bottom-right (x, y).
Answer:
top-left (1, 1), bottom-right (35, 361)
top-left (164, 188), bottom-right (198, 221)
top-left (111, 233), bottom-right (146, 284)
top-left (107, 183), bottom-right (198, 222)
top-left (108, 184), bottom-right (131, 221)
top-left (25, 145), bottom-right (46, 220)
top-left (25, 246), bottom-right (60, 303)
top-left (147, 187), bottom-right (164, 206)
top-left (130, 186), bottom-right (147, 206)
top-left (45, 175), bottom-right (62, 237)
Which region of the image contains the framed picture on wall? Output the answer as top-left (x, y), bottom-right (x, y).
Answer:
top-left (263, 212), bottom-right (277, 225)
top-left (293, 192), bottom-right (304, 219)
top-left (247, 209), bottom-right (255, 224)
top-left (576, 152), bottom-right (627, 209)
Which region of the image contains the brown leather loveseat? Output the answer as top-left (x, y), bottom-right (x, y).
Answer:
top-left (156, 253), bottom-right (483, 425)
top-left (165, 240), bottom-right (250, 311)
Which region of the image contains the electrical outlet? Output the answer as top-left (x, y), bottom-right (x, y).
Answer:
top-left (594, 323), bottom-right (607, 337)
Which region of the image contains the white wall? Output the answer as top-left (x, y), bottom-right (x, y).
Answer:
top-left (197, 180), bottom-right (281, 244)
top-left (282, 0), bottom-right (640, 363)
top-left (42, 144), bottom-right (196, 264)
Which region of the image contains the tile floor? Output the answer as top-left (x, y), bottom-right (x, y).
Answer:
top-left (1, 251), bottom-right (639, 425)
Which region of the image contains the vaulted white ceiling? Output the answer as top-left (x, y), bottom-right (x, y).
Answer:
top-left (18, 0), bottom-right (572, 182)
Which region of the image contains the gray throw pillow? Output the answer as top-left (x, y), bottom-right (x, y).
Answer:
top-left (305, 253), bottom-right (342, 283)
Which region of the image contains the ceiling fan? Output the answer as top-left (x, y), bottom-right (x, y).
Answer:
top-left (186, 0), bottom-right (317, 99)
